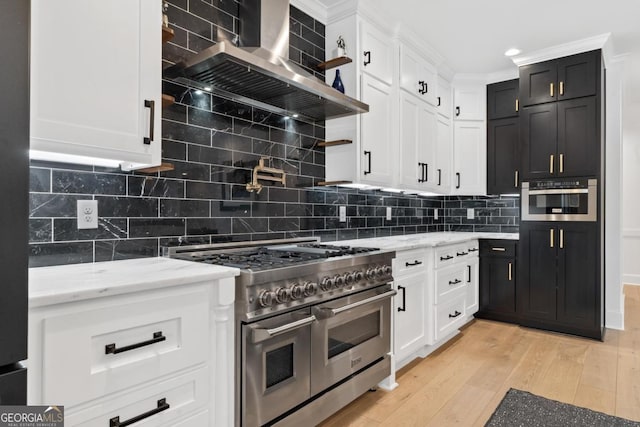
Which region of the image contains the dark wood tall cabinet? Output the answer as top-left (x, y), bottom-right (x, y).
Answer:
top-left (477, 240), bottom-right (518, 323)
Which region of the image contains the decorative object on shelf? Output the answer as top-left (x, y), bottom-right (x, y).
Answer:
top-left (332, 69), bottom-right (345, 93)
top-left (334, 35), bottom-right (347, 58)
top-left (162, 1), bottom-right (169, 28)
top-left (246, 157), bottom-right (286, 194)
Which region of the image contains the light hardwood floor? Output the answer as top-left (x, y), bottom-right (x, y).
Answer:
top-left (320, 285), bottom-right (640, 426)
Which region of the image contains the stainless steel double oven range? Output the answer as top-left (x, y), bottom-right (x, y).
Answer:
top-left (167, 238), bottom-right (396, 426)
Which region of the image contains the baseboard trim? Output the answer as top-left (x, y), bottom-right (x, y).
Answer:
top-left (605, 306), bottom-right (625, 330)
top-left (623, 274), bottom-right (640, 285)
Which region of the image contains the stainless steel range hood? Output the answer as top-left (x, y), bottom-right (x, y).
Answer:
top-left (164, 0), bottom-right (368, 122)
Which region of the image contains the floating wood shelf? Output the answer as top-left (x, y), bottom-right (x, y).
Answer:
top-left (318, 139), bottom-right (352, 148)
top-left (316, 56), bottom-right (352, 71)
top-left (162, 94), bottom-right (175, 108)
top-left (162, 26), bottom-right (175, 43)
top-left (137, 162), bottom-right (175, 174)
top-left (316, 180), bottom-right (353, 187)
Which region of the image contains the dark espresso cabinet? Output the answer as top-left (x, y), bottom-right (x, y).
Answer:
top-left (520, 50), bottom-right (598, 107)
top-left (487, 79), bottom-right (519, 119)
top-left (518, 222), bottom-right (601, 339)
top-left (477, 240), bottom-right (518, 323)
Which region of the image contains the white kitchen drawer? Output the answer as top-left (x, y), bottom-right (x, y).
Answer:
top-left (42, 289), bottom-right (209, 406)
top-left (172, 410), bottom-right (209, 427)
top-left (66, 367), bottom-right (208, 426)
top-left (435, 266), bottom-right (466, 304)
top-left (394, 249), bottom-right (428, 276)
top-left (434, 295), bottom-right (466, 341)
top-left (435, 245), bottom-right (457, 268)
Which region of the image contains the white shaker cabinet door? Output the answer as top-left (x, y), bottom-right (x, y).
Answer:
top-left (453, 121), bottom-right (486, 195)
top-left (360, 21), bottom-right (394, 85)
top-left (30, 0), bottom-right (161, 170)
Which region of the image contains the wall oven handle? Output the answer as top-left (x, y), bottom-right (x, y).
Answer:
top-left (528, 188), bottom-right (589, 195)
top-left (252, 315), bottom-right (316, 343)
top-left (314, 290), bottom-right (397, 318)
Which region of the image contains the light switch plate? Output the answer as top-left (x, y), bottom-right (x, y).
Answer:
top-left (386, 207), bottom-right (392, 221)
top-left (434, 208), bottom-right (439, 220)
top-left (77, 200), bottom-right (98, 229)
top-left (339, 206), bottom-right (347, 222)
top-left (467, 208), bottom-right (475, 219)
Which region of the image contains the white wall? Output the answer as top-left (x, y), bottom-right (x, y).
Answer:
top-left (622, 52), bottom-right (640, 286)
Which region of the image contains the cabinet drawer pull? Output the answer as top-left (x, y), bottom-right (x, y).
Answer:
top-left (468, 248), bottom-right (478, 252)
top-left (440, 255), bottom-right (454, 261)
top-left (363, 51), bottom-right (371, 66)
top-left (110, 398), bottom-right (170, 427)
top-left (508, 262), bottom-right (513, 281)
top-left (405, 260), bottom-right (423, 267)
top-left (144, 99), bottom-right (155, 145)
top-left (491, 247), bottom-right (506, 252)
top-left (105, 331), bottom-right (166, 355)
top-left (364, 150), bottom-right (372, 175)
top-left (397, 285), bottom-right (406, 312)
top-left (448, 279), bottom-right (462, 285)
top-left (456, 251), bottom-right (468, 257)
top-left (448, 310), bottom-right (462, 319)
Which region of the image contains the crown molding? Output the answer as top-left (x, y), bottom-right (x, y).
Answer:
top-left (511, 33), bottom-right (611, 67)
top-left (325, 0), bottom-right (358, 24)
top-left (396, 27), bottom-right (446, 68)
top-left (486, 67), bottom-right (519, 84)
top-left (290, 0), bottom-right (328, 23)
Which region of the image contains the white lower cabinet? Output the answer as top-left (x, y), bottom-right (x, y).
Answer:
top-left (465, 257), bottom-right (480, 315)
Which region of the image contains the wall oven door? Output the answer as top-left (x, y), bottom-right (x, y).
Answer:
top-left (310, 285), bottom-right (396, 395)
top-left (243, 309), bottom-right (315, 427)
top-left (522, 178), bottom-right (597, 221)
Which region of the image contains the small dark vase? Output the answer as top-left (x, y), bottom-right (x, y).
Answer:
top-left (332, 69), bottom-right (345, 93)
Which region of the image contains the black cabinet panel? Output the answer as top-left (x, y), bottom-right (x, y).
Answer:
top-left (0, 368), bottom-right (26, 405)
top-left (557, 97), bottom-right (598, 177)
top-left (520, 60), bottom-right (557, 107)
top-left (488, 79), bottom-right (519, 119)
top-left (521, 103), bottom-right (557, 180)
top-left (557, 51), bottom-right (598, 101)
top-left (518, 224), bottom-right (557, 321)
top-left (487, 117), bottom-right (519, 195)
top-left (557, 223), bottom-right (599, 329)
top-left (480, 257), bottom-right (516, 314)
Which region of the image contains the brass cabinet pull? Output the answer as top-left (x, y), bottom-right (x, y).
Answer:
top-left (508, 262), bottom-right (513, 281)
top-left (514, 170), bottom-right (519, 188)
top-left (550, 82), bottom-right (554, 97)
top-left (515, 99), bottom-right (519, 112)
top-left (559, 81), bottom-right (564, 95)
top-left (550, 229), bottom-right (554, 248)
top-left (560, 229), bottom-right (564, 249)
top-left (559, 154), bottom-right (564, 173)
top-left (550, 154), bottom-right (554, 174)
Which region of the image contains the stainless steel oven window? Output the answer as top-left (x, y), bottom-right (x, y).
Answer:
top-left (328, 311), bottom-right (381, 359)
top-left (521, 179), bottom-right (597, 222)
top-left (265, 343), bottom-right (294, 388)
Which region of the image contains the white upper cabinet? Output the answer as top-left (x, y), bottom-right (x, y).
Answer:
top-left (399, 45), bottom-right (438, 106)
top-left (399, 92), bottom-right (437, 191)
top-left (30, 0), bottom-right (162, 170)
top-left (453, 121), bottom-right (486, 195)
top-left (436, 116), bottom-right (452, 192)
top-left (360, 21), bottom-right (394, 85)
top-left (436, 77), bottom-right (452, 118)
top-left (453, 83), bottom-right (486, 121)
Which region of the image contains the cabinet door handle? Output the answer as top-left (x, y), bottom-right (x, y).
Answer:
top-left (515, 98), bottom-right (519, 112)
top-left (559, 81), bottom-right (565, 96)
top-left (424, 163), bottom-right (428, 182)
top-left (550, 82), bottom-right (555, 97)
top-left (560, 228), bottom-right (564, 249)
top-left (364, 150), bottom-right (372, 175)
top-left (418, 81), bottom-right (426, 95)
top-left (144, 99), bottom-right (155, 145)
top-left (455, 106), bottom-right (461, 117)
top-left (550, 228), bottom-right (555, 248)
top-left (405, 260), bottom-right (423, 267)
top-left (550, 154), bottom-right (554, 174)
top-left (559, 154), bottom-right (564, 173)
top-left (449, 279), bottom-right (462, 285)
top-left (449, 310), bottom-right (462, 319)
top-left (440, 255), bottom-right (454, 261)
top-left (508, 262), bottom-right (512, 281)
top-left (467, 265), bottom-right (471, 283)
top-left (437, 169), bottom-right (442, 185)
top-left (437, 96), bottom-right (441, 106)
top-left (397, 285), bottom-right (406, 312)
top-left (418, 163), bottom-right (424, 183)
top-left (105, 331), bottom-right (166, 355)
top-left (491, 247), bottom-right (506, 252)
top-left (456, 172), bottom-right (461, 189)
top-left (110, 398), bottom-right (170, 427)
top-left (363, 51), bottom-right (371, 66)
top-left (514, 170), bottom-right (519, 188)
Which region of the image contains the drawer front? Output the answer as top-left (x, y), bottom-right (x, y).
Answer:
top-left (457, 240), bottom-right (479, 259)
top-left (435, 245), bottom-right (457, 268)
top-left (42, 289), bottom-right (209, 406)
top-left (394, 249), bottom-right (428, 276)
top-left (435, 266), bottom-right (466, 304)
top-left (435, 295), bottom-right (466, 341)
top-left (66, 367), bottom-right (209, 426)
top-left (480, 240), bottom-right (517, 258)
top-left (172, 410), bottom-right (209, 427)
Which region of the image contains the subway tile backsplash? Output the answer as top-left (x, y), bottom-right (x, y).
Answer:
top-left (27, 2), bottom-right (519, 267)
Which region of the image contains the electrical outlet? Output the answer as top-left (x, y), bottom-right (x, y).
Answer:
top-left (434, 208), bottom-right (439, 220)
top-left (467, 208), bottom-right (475, 219)
top-left (386, 207), bottom-right (392, 221)
top-left (77, 200), bottom-right (98, 229)
top-left (339, 205), bottom-right (347, 222)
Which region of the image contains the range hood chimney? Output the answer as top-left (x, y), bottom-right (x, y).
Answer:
top-left (165, 0), bottom-right (368, 122)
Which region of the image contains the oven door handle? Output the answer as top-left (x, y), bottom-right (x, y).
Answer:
top-left (251, 315), bottom-right (316, 343)
top-left (313, 290), bottom-right (397, 319)
top-left (527, 189), bottom-right (589, 195)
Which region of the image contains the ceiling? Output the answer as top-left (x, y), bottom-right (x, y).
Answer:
top-left (318, 0), bottom-right (640, 74)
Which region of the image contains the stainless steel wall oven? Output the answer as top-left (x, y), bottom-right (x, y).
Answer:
top-left (521, 178), bottom-right (597, 222)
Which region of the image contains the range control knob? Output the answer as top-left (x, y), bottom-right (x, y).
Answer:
top-left (366, 268), bottom-right (377, 280)
top-left (320, 276), bottom-right (335, 291)
top-left (355, 271), bottom-right (364, 282)
top-left (258, 290), bottom-right (275, 307)
top-left (384, 265), bottom-right (392, 275)
top-left (334, 274), bottom-right (345, 288)
top-left (274, 287), bottom-right (290, 304)
top-left (345, 272), bottom-right (356, 285)
top-left (304, 281), bottom-right (318, 297)
top-left (375, 266), bottom-right (386, 276)
top-left (290, 284), bottom-right (305, 300)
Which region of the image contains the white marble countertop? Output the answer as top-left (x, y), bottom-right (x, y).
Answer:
top-left (29, 257), bottom-right (240, 308)
top-left (335, 232), bottom-right (519, 251)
